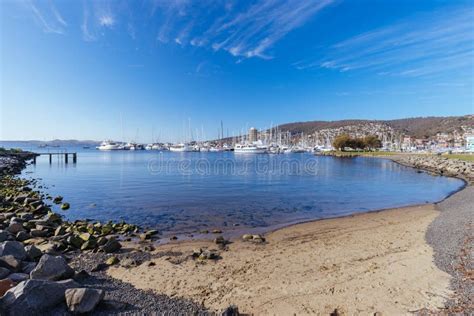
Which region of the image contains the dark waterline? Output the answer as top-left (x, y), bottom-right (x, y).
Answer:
top-left (4, 144), bottom-right (464, 236)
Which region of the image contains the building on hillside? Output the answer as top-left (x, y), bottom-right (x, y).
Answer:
top-left (249, 127), bottom-right (258, 143)
top-left (466, 135), bottom-right (474, 152)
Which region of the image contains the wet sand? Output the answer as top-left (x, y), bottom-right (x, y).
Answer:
top-left (109, 203), bottom-right (453, 315)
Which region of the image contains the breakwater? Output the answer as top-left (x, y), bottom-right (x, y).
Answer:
top-left (390, 155), bottom-right (474, 185)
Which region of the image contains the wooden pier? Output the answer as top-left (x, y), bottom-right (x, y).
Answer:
top-left (32, 152), bottom-right (77, 164)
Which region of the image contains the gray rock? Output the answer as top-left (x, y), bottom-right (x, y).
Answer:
top-left (25, 245), bottom-right (43, 260)
top-left (0, 255), bottom-right (21, 271)
top-left (21, 261), bottom-right (37, 274)
top-left (65, 288), bottom-right (105, 313)
top-left (15, 231), bottom-right (31, 242)
top-left (0, 267), bottom-right (10, 279)
top-left (0, 241), bottom-right (27, 260)
top-left (0, 279), bottom-right (79, 314)
top-left (30, 229), bottom-right (49, 238)
top-left (102, 239), bottom-right (122, 253)
top-left (6, 222), bottom-right (24, 234)
top-left (30, 254), bottom-right (74, 281)
top-left (19, 213), bottom-right (34, 221)
top-left (7, 272), bottom-right (29, 282)
top-left (0, 230), bottom-right (8, 242)
top-left (13, 194), bottom-right (29, 203)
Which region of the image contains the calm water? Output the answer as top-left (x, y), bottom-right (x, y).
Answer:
top-left (4, 144), bottom-right (465, 237)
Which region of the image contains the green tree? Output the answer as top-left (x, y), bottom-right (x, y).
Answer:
top-left (333, 134), bottom-right (351, 151)
top-left (363, 135), bottom-right (382, 150)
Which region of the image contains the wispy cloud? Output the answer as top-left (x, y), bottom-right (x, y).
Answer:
top-left (152, 0), bottom-right (334, 59)
top-left (81, 4), bottom-right (95, 42)
top-left (19, 0), bottom-right (333, 60)
top-left (99, 15), bottom-right (115, 28)
top-left (25, 0), bottom-right (67, 34)
top-left (295, 7), bottom-right (474, 77)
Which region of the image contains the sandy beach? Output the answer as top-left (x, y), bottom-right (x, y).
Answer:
top-left (109, 203), bottom-right (455, 315)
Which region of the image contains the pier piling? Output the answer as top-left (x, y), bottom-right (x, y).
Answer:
top-left (31, 152), bottom-right (77, 164)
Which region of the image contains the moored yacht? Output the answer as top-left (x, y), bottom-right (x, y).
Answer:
top-left (234, 143), bottom-right (267, 154)
top-left (97, 140), bottom-right (122, 150)
top-left (151, 143), bottom-right (164, 150)
top-left (169, 143), bottom-right (194, 152)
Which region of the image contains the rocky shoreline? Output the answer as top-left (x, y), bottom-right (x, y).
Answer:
top-left (0, 152), bottom-right (215, 315)
top-left (389, 154), bottom-right (474, 185)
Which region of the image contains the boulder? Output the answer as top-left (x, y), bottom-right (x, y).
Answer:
top-left (214, 236), bottom-right (228, 245)
top-left (241, 234), bottom-right (253, 241)
top-left (80, 239), bottom-right (97, 251)
top-left (67, 235), bottom-right (84, 248)
top-left (53, 196), bottom-right (63, 204)
top-left (13, 194), bottom-right (29, 203)
top-left (55, 226), bottom-right (67, 236)
top-left (43, 212), bottom-right (62, 223)
top-left (102, 239), bottom-right (121, 253)
top-left (0, 266), bottom-right (10, 279)
top-left (105, 256), bottom-right (119, 265)
top-left (30, 254), bottom-right (74, 281)
top-left (25, 245), bottom-right (43, 260)
top-left (0, 255), bottom-right (21, 271)
top-left (21, 261), bottom-right (37, 274)
top-left (0, 230), bottom-right (9, 242)
top-left (30, 229), bottom-right (49, 238)
top-left (15, 231), bottom-right (31, 242)
top-left (6, 223), bottom-right (24, 234)
top-left (0, 241), bottom-right (27, 260)
top-left (7, 272), bottom-right (29, 283)
top-left (0, 279), bottom-right (79, 314)
top-left (65, 288), bottom-right (105, 314)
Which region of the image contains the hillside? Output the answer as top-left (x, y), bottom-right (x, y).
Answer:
top-left (276, 115), bottom-right (474, 139)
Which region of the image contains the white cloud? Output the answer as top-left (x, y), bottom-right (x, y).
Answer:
top-left (99, 15), bottom-right (115, 28)
top-left (297, 7), bottom-right (474, 77)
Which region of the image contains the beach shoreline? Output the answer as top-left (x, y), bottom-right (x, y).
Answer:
top-left (108, 203), bottom-right (453, 314)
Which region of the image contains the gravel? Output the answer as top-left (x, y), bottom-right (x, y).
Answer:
top-left (427, 185), bottom-right (474, 312)
top-left (65, 251), bottom-right (212, 315)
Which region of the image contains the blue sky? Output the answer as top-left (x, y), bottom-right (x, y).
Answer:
top-left (1, 0), bottom-right (473, 142)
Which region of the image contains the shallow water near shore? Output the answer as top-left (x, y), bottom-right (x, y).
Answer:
top-left (8, 146), bottom-right (465, 236)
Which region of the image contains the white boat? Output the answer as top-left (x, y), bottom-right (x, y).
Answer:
top-left (169, 143), bottom-right (194, 152)
top-left (234, 144), bottom-right (267, 154)
top-left (151, 143), bottom-right (164, 150)
top-left (124, 142), bottom-right (144, 150)
top-left (97, 140), bottom-right (122, 150)
top-left (284, 146), bottom-right (306, 154)
top-left (145, 144), bottom-right (153, 150)
top-left (209, 146), bottom-right (224, 152)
